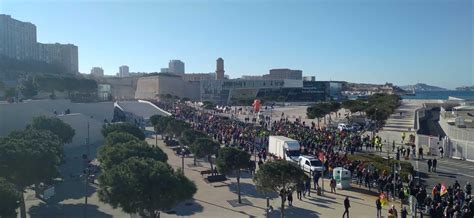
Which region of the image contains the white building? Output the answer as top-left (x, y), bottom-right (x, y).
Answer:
top-left (168, 60), bottom-right (185, 75)
top-left (119, 65), bottom-right (130, 77)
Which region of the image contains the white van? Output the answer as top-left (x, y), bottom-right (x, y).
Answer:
top-left (298, 155), bottom-right (324, 173)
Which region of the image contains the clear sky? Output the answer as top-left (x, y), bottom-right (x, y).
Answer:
top-left (1, 0), bottom-right (472, 89)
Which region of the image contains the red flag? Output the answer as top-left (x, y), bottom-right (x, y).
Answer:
top-left (440, 183), bottom-right (448, 196)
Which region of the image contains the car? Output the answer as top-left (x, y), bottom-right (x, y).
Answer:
top-left (298, 155), bottom-right (324, 174)
top-left (338, 123), bottom-right (350, 131)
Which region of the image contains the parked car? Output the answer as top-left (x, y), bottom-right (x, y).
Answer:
top-left (298, 155), bottom-right (324, 173)
top-left (338, 123), bottom-right (350, 131)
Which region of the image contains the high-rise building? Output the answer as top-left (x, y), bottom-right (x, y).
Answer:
top-left (0, 15), bottom-right (37, 60)
top-left (168, 60), bottom-right (185, 75)
top-left (38, 43), bottom-right (78, 73)
top-left (303, 76), bottom-right (316, 81)
top-left (90, 67), bottom-right (104, 77)
top-left (0, 15), bottom-right (79, 74)
top-left (216, 57), bottom-right (225, 80)
top-left (119, 65), bottom-right (130, 77)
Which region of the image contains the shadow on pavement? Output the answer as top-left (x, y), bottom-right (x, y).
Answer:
top-left (29, 202), bottom-right (112, 218)
top-left (171, 200), bottom-right (204, 216)
top-left (227, 182), bottom-right (278, 199)
top-left (268, 206), bottom-right (321, 218)
top-left (349, 186), bottom-right (379, 197)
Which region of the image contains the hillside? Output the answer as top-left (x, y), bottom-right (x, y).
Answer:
top-left (400, 83), bottom-right (447, 91)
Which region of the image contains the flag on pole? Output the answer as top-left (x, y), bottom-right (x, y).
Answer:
top-left (440, 183), bottom-right (448, 196)
top-left (380, 192), bottom-right (387, 207)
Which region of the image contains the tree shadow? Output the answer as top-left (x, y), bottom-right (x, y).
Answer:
top-left (169, 199), bottom-right (204, 216)
top-left (29, 202), bottom-right (112, 218)
top-left (45, 180), bottom-right (97, 204)
top-left (268, 206), bottom-right (321, 218)
top-left (227, 182), bottom-right (278, 199)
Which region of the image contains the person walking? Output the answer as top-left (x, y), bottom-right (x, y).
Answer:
top-left (330, 178), bottom-right (337, 193)
top-left (343, 196), bottom-right (350, 218)
top-left (313, 171), bottom-right (320, 190)
top-left (401, 206), bottom-right (408, 218)
top-left (432, 158), bottom-right (437, 172)
top-left (305, 177), bottom-right (311, 197)
top-left (427, 159), bottom-right (432, 172)
top-left (296, 181), bottom-right (303, 200)
top-left (287, 189), bottom-right (293, 206)
top-left (439, 146), bottom-right (444, 158)
top-left (376, 197), bottom-right (382, 218)
top-left (418, 147), bottom-right (424, 160)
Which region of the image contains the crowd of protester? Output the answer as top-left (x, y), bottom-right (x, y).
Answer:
top-left (151, 100), bottom-right (473, 217)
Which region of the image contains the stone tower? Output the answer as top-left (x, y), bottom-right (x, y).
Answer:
top-left (216, 57), bottom-right (225, 80)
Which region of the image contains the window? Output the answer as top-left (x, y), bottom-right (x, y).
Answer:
top-left (305, 160), bottom-right (310, 166)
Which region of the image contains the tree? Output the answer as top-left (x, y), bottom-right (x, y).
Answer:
top-left (253, 160), bottom-right (306, 218)
top-left (216, 147), bottom-right (251, 203)
top-left (29, 116), bottom-right (75, 144)
top-left (0, 178), bottom-right (20, 218)
top-left (102, 123), bottom-right (145, 140)
top-left (306, 105), bottom-right (329, 127)
top-left (0, 129), bottom-right (62, 218)
top-left (104, 132), bottom-right (140, 146)
top-left (98, 141), bottom-right (168, 171)
top-left (179, 129), bottom-right (206, 147)
top-left (189, 138), bottom-right (220, 169)
top-left (165, 120), bottom-right (189, 139)
top-left (18, 75), bottom-right (38, 99)
top-left (150, 115), bottom-right (173, 139)
top-left (342, 99), bottom-right (367, 114)
top-left (98, 157), bottom-right (197, 218)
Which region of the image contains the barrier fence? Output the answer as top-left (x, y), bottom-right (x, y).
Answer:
top-left (416, 134), bottom-right (474, 161)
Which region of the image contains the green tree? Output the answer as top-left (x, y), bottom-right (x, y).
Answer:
top-left (342, 100), bottom-right (367, 114)
top-left (253, 160), bottom-right (306, 218)
top-left (189, 138), bottom-right (220, 169)
top-left (216, 147), bottom-right (251, 204)
top-left (98, 141), bottom-right (168, 171)
top-left (306, 104), bottom-right (329, 127)
top-left (150, 115), bottom-right (173, 139)
top-left (179, 129), bottom-right (206, 146)
top-left (104, 132), bottom-right (140, 146)
top-left (98, 157), bottom-right (197, 218)
top-left (0, 129), bottom-right (62, 218)
top-left (0, 178), bottom-right (20, 218)
top-left (4, 88), bottom-right (17, 99)
top-left (29, 116), bottom-right (75, 144)
top-left (18, 75), bottom-right (38, 99)
top-left (165, 120), bottom-right (189, 139)
top-left (102, 123), bottom-right (145, 140)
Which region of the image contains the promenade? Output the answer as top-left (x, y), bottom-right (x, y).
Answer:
top-left (149, 136), bottom-right (399, 218)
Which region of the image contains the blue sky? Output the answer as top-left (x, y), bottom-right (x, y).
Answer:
top-left (1, 0), bottom-right (472, 89)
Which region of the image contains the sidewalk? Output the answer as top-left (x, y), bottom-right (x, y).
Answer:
top-left (148, 136), bottom-right (405, 218)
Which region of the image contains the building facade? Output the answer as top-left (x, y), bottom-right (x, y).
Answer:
top-left (0, 15), bottom-right (78, 73)
top-left (90, 67), bottom-right (104, 77)
top-left (119, 65), bottom-right (130, 77)
top-left (168, 60), bottom-right (185, 75)
top-left (0, 15), bottom-right (37, 60)
top-left (181, 73), bottom-right (215, 81)
top-left (264, 68), bottom-right (302, 80)
top-left (37, 43), bottom-right (78, 73)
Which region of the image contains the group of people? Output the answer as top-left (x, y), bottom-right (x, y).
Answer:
top-left (153, 100), bottom-right (472, 218)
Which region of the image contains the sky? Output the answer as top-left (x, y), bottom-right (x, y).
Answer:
top-left (1, 0), bottom-right (472, 89)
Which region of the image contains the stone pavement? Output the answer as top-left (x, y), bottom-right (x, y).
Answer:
top-left (149, 137), bottom-right (405, 218)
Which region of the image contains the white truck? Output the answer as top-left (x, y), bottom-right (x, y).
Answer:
top-left (268, 136), bottom-right (301, 162)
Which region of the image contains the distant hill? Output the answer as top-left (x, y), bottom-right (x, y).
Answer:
top-left (400, 83), bottom-right (447, 91)
top-left (455, 86), bottom-right (474, 91)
